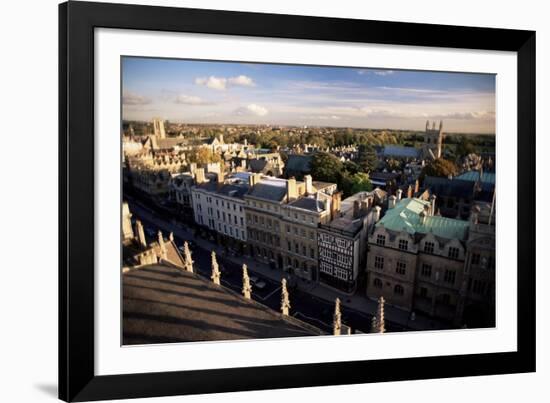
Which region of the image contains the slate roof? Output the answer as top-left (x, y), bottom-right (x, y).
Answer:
top-left (289, 197), bottom-right (326, 212)
top-left (377, 198), bottom-right (469, 240)
top-left (247, 183), bottom-right (288, 202)
top-left (382, 145), bottom-right (421, 159)
top-left (123, 264), bottom-right (323, 344)
top-left (424, 176), bottom-right (476, 199)
top-left (456, 171), bottom-right (496, 185)
top-left (196, 182), bottom-right (249, 199)
top-left (249, 159), bottom-right (268, 173)
top-left (285, 154), bottom-right (312, 174)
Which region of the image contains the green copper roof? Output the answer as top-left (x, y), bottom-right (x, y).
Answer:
top-left (455, 171), bottom-right (496, 185)
top-left (377, 198), bottom-right (469, 240)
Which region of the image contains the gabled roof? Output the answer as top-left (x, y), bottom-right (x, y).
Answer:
top-left (377, 198), bottom-right (469, 240)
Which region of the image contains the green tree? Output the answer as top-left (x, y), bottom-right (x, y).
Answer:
top-left (455, 136), bottom-right (476, 158)
top-left (420, 158), bottom-right (459, 180)
top-left (356, 144), bottom-right (378, 173)
top-left (310, 152), bottom-right (343, 183)
top-left (349, 172), bottom-right (373, 194)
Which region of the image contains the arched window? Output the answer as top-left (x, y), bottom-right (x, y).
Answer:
top-left (394, 284), bottom-right (404, 296)
top-left (373, 278), bottom-right (383, 288)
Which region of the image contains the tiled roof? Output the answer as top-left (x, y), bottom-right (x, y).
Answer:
top-left (123, 265), bottom-right (323, 344)
top-left (377, 198), bottom-right (469, 240)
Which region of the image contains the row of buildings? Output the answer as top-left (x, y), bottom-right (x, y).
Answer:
top-left (123, 118), bottom-right (496, 328)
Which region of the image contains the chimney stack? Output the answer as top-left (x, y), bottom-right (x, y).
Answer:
top-left (195, 168), bottom-right (206, 184)
top-left (330, 191), bottom-right (342, 220)
top-left (217, 170), bottom-right (225, 186)
top-left (373, 205), bottom-right (381, 222)
top-left (396, 189), bottom-right (403, 202)
top-left (407, 185), bottom-right (413, 199)
top-left (304, 175), bottom-right (313, 195)
top-left (286, 177), bottom-right (298, 202)
top-left (430, 194), bottom-right (437, 216)
top-left (388, 195), bottom-right (397, 209)
top-left (420, 209), bottom-right (427, 225)
top-left (414, 179), bottom-right (420, 194)
top-left (248, 173), bottom-right (261, 187)
top-left (353, 200), bottom-right (360, 218)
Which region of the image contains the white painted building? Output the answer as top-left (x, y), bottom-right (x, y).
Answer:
top-left (191, 171), bottom-right (251, 244)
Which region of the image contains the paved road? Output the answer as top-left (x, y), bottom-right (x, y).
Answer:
top-left (126, 195), bottom-right (403, 334)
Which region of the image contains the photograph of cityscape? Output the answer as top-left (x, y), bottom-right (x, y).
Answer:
top-left (121, 56), bottom-right (496, 345)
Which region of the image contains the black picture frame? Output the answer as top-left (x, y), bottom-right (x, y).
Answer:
top-left (59, 1), bottom-right (536, 401)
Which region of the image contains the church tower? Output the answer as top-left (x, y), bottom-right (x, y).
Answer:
top-left (424, 120), bottom-right (444, 159)
top-left (152, 117), bottom-right (166, 139)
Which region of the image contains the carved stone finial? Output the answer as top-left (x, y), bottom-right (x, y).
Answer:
top-left (333, 298), bottom-right (342, 336)
top-left (211, 251), bottom-right (221, 285)
top-left (242, 264), bottom-right (252, 300)
top-left (281, 278), bottom-right (290, 316)
top-left (183, 241), bottom-right (194, 273)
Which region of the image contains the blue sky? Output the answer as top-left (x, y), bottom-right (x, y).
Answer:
top-left (122, 57), bottom-right (496, 133)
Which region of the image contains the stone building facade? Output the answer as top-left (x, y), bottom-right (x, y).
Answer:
top-left (191, 170), bottom-right (250, 252)
top-left (366, 196), bottom-right (471, 323)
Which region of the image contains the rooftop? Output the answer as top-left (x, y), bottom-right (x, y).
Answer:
top-left (381, 145), bottom-right (421, 159)
top-left (455, 170), bottom-right (496, 185)
top-left (288, 196), bottom-right (326, 212)
top-left (377, 198), bottom-right (469, 240)
top-left (123, 265), bottom-right (323, 344)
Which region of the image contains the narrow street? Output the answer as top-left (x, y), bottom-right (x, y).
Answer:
top-left (125, 195), bottom-right (415, 334)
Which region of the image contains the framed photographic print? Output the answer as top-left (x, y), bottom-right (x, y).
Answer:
top-left (59, 1), bottom-right (536, 401)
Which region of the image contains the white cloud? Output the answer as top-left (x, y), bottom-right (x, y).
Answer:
top-left (228, 75), bottom-right (255, 87)
top-left (174, 94), bottom-right (208, 105)
top-left (195, 76), bottom-right (227, 90)
top-left (195, 75), bottom-right (256, 90)
top-left (429, 111), bottom-right (495, 120)
top-left (235, 104), bottom-right (268, 117)
top-left (122, 91), bottom-right (151, 105)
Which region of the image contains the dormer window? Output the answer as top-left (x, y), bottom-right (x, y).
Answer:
top-left (398, 239), bottom-right (408, 251)
top-left (424, 241), bottom-right (435, 254)
top-left (376, 234), bottom-right (386, 246)
top-left (448, 247), bottom-right (459, 259)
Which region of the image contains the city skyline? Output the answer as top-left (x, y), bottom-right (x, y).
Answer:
top-left (122, 57), bottom-right (496, 134)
